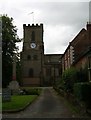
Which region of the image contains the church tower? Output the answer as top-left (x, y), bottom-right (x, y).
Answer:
top-left (21, 24), bottom-right (44, 86)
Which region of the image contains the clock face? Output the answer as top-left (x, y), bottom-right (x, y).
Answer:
top-left (30, 43), bottom-right (36, 48)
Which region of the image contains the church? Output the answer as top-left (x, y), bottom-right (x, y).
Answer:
top-left (20, 23), bottom-right (62, 87)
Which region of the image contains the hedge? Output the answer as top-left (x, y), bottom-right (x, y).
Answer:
top-left (74, 82), bottom-right (91, 108)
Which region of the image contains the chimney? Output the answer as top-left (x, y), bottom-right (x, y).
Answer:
top-left (87, 22), bottom-right (91, 46)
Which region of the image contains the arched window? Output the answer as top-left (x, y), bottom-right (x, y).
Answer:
top-left (31, 31), bottom-right (35, 41)
top-left (29, 68), bottom-right (34, 77)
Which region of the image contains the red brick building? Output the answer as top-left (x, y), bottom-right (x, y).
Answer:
top-left (62, 23), bottom-right (91, 81)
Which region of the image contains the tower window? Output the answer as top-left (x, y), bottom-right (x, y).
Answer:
top-left (27, 55), bottom-right (31, 60)
top-left (29, 68), bottom-right (34, 77)
top-left (31, 31), bottom-right (35, 41)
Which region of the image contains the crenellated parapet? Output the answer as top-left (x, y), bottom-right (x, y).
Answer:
top-left (23, 23), bottom-right (43, 28)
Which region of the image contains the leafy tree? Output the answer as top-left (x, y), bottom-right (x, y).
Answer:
top-left (2, 14), bottom-right (20, 88)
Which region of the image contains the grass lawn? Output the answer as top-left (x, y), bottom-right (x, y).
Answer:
top-left (2, 95), bottom-right (37, 111)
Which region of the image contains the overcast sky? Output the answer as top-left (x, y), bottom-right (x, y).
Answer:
top-left (0, 0), bottom-right (90, 54)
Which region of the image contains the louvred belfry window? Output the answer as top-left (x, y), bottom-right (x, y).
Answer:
top-left (31, 31), bottom-right (35, 41)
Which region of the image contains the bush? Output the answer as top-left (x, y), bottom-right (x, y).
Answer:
top-left (61, 67), bottom-right (78, 93)
top-left (20, 88), bottom-right (41, 95)
top-left (60, 66), bottom-right (88, 94)
top-left (74, 82), bottom-right (91, 108)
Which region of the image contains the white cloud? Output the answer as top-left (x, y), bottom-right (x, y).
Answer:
top-left (0, 1), bottom-right (90, 54)
top-left (44, 25), bottom-right (79, 54)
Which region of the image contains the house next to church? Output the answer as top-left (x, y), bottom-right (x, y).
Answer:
top-left (61, 23), bottom-right (91, 81)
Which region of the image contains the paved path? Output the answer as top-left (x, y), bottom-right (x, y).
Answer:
top-left (3, 87), bottom-right (79, 118)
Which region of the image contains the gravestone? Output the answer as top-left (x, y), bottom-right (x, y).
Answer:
top-left (8, 81), bottom-right (19, 90)
top-left (2, 88), bottom-right (11, 102)
top-left (8, 81), bottom-right (20, 95)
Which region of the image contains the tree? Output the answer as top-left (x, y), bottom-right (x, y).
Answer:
top-left (2, 14), bottom-right (20, 88)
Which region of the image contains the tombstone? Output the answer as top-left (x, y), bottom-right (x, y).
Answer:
top-left (2, 88), bottom-right (11, 102)
top-left (8, 80), bottom-right (20, 91)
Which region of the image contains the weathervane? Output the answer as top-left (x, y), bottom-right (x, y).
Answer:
top-left (28, 12), bottom-right (34, 23)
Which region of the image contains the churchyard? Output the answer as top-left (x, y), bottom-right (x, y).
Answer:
top-left (2, 87), bottom-right (41, 112)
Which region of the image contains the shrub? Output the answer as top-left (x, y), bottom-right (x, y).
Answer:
top-left (60, 66), bottom-right (88, 93)
top-left (61, 67), bottom-right (78, 93)
top-left (74, 82), bottom-right (91, 108)
top-left (20, 88), bottom-right (41, 95)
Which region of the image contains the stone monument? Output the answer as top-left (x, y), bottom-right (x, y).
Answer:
top-left (8, 54), bottom-right (20, 94)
